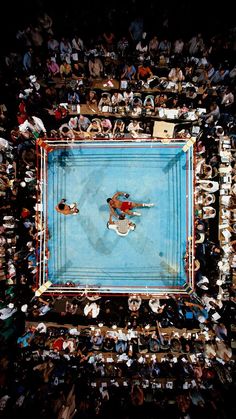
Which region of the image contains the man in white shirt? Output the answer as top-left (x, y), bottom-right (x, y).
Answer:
top-left (107, 213), bottom-right (136, 236)
top-left (168, 66), bottom-right (185, 82)
top-left (19, 115), bottom-right (46, 137)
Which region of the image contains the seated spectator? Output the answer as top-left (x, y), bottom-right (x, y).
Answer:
top-left (143, 95), bottom-right (155, 113)
top-left (46, 58), bottom-right (60, 77)
top-left (77, 114), bottom-right (91, 131)
top-left (215, 340), bottom-right (232, 361)
top-left (166, 94), bottom-right (181, 108)
top-left (101, 118), bottom-right (112, 136)
top-left (117, 36), bottom-right (129, 56)
top-left (137, 61), bottom-right (153, 81)
top-left (71, 34), bottom-right (84, 53)
top-left (111, 91), bottom-right (124, 107)
top-left (195, 67), bottom-right (208, 85)
top-left (149, 35), bottom-right (159, 56)
top-left (76, 84), bottom-right (86, 104)
top-left (84, 302), bottom-right (100, 318)
top-left (123, 87), bottom-right (134, 106)
top-left (113, 119), bottom-right (125, 138)
top-left (91, 331), bottom-right (104, 350)
top-left (47, 35), bottom-right (59, 55)
top-left (103, 29), bottom-right (115, 49)
top-left (71, 61), bottom-right (84, 79)
top-left (88, 55), bottom-right (103, 78)
top-left (229, 65), bottom-right (236, 81)
top-left (158, 38), bottom-right (171, 55)
top-left (198, 51), bottom-right (209, 67)
top-left (203, 102), bottom-right (220, 124)
top-left (168, 65), bottom-right (185, 82)
top-left (98, 92), bottom-right (112, 112)
top-left (67, 88), bottom-right (80, 106)
top-left (127, 119), bottom-right (143, 137)
top-left (53, 104), bottom-right (69, 122)
top-left (30, 26), bottom-right (44, 47)
top-left (185, 61), bottom-right (195, 82)
top-left (38, 12), bottom-right (53, 35)
top-left (202, 193), bottom-right (216, 205)
top-left (207, 62), bottom-right (215, 79)
top-left (130, 384), bottom-right (144, 406)
top-left (221, 86), bottom-right (234, 111)
top-left (173, 38), bottom-right (184, 55)
top-left (129, 16), bottom-right (144, 43)
top-left (59, 124), bottom-right (75, 141)
top-left (86, 90), bottom-right (98, 107)
top-left (201, 206), bottom-right (216, 219)
top-left (155, 94), bottom-right (168, 108)
top-left (23, 48), bottom-right (34, 73)
top-left (197, 180), bottom-right (219, 192)
top-left (131, 96), bottom-right (143, 117)
top-left (59, 60), bottom-right (72, 78)
top-left (121, 60), bottom-right (136, 80)
top-left (68, 116), bottom-right (79, 130)
top-left (136, 37), bottom-right (148, 60)
top-left (87, 118), bottom-right (102, 135)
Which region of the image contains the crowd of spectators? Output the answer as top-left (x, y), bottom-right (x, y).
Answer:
top-left (0, 4), bottom-right (236, 419)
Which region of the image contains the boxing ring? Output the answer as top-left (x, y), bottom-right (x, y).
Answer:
top-left (36, 139), bottom-right (194, 295)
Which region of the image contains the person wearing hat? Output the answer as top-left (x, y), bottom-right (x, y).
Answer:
top-left (55, 198), bottom-right (79, 215)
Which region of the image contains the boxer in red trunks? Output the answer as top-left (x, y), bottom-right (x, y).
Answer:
top-left (107, 191), bottom-right (154, 218)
